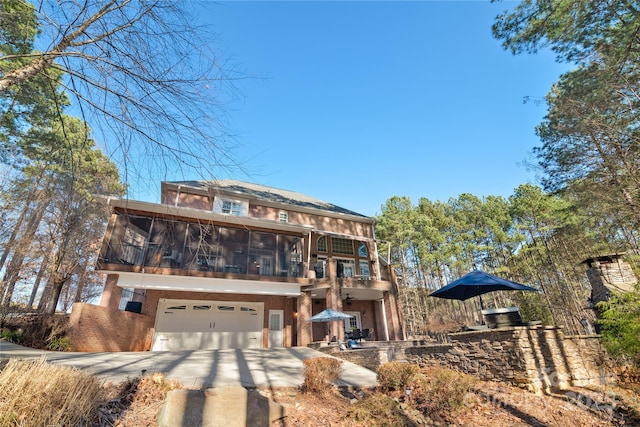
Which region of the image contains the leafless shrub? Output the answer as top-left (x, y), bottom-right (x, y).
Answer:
top-left (301, 357), bottom-right (343, 396)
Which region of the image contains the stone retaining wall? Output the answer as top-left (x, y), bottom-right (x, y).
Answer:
top-left (405, 326), bottom-right (615, 393)
top-left (310, 340), bottom-right (433, 371)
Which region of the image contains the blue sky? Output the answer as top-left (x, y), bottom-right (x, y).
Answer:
top-left (153, 1), bottom-right (570, 217)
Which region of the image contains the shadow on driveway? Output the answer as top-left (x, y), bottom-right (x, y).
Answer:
top-left (0, 340), bottom-right (378, 389)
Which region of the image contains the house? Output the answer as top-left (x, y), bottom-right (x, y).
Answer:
top-left (68, 180), bottom-right (405, 351)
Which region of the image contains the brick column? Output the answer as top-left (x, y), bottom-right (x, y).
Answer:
top-left (297, 292), bottom-right (313, 346)
top-left (98, 274), bottom-right (122, 310)
top-left (325, 281), bottom-right (346, 342)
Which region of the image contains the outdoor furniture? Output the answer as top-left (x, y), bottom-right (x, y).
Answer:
top-left (429, 269), bottom-right (540, 309)
top-left (337, 339), bottom-right (362, 350)
top-left (347, 339), bottom-right (362, 349)
top-left (351, 329), bottom-right (362, 341)
top-left (481, 307), bottom-right (522, 328)
top-left (360, 328), bottom-right (372, 341)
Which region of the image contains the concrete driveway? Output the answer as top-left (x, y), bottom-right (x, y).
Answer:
top-left (0, 340), bottom-right (378, 389)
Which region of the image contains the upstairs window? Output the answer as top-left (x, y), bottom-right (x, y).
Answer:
top-left (358, 242), bottom-right (368, 257)
top-left (222, 200), bottom-right (242, 216)
top-left (317, 236), bottom-right (327, 252)
top-left (332, 238), bottom-right (354, 255)
top-left (359, 260), bottom-right (370, 279)
top-left (279, 211), bottom-right (288, 223)
top-left (213, 197), bottom-right (247, 216)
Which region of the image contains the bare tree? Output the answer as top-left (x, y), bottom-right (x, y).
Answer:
top-left (1, 0), bottom-right (243, 186)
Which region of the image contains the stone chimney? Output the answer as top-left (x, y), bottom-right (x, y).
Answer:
top-left (581, 253), bottom-right (637, 306)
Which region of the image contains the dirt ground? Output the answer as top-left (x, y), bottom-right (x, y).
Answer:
top-left (101, 374), bottom-right (640, 426)
top-left (266, 383), bottom-right (640, 427)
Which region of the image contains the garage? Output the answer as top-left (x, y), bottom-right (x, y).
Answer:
top-left (151, 299), bottom-right (264, 351)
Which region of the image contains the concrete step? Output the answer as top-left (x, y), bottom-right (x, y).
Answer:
top-left (157, 387), bottom-right (286, 427)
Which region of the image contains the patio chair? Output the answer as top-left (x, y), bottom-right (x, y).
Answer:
top-left (360, 328), bottom-right (372, 341)
top-left (351, 329), bottom-right (362, 342)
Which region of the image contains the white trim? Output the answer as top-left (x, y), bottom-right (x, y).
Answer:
top-left (268, 309), bottom-right (284, 348)
top-left (343, 311), bottom-right (361, 332)
top-left (110, 271), bottom-right (302, 297)
top-left (380, 299), bottom-right (390, 341)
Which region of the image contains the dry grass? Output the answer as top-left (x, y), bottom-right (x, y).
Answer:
top-left (301, 357), bottom-right (343, 396)
top-left (376, 361), bottom-right (420, 392)
top-left (0, 358), bottom-right (101, 427)
top-left (98, 372), bottom-right (182, 427)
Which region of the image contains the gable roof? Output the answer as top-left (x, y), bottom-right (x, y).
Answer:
top-left (164, 179), bottom-right (371, 220)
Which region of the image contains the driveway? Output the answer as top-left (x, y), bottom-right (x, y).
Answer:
top-left (0, 340), bottom-right (378, 389)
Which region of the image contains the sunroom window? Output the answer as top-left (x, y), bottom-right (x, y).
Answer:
top-left (358, 242), bottom-right (368, 257)
top-left (332, 238), bottom-right (354, 255)
top-left (317, 236), bottom-right (327, 252)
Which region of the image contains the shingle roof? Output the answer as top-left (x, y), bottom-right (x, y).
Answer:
top-left (166, 180), bottom-right (369, 219)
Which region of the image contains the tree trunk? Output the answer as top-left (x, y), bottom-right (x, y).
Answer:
top-left (45, 276), bottom-right (67, 315)
top-left (28, 253), bottom-right (50, 309)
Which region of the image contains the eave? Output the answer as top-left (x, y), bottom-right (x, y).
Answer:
top-left (109, 271), bottom-right (303, 297)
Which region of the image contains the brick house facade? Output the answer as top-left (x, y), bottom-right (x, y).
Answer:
top-left (69, 180), bottom-right (405, 351)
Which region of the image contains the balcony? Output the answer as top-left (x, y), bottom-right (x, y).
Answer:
top-left (98, 213), bottom-right (305, 282)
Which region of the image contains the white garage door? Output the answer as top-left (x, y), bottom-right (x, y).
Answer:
top-left (152, 299), bottom-right (264, 351)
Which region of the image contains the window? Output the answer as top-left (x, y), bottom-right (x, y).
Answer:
top-left (313, 257), bottom-right (327, 278)
top-left (359, 260), bottom-right (370, 279)
top-left (121, 228), bottom-right (146, 265)
top-left (118, 288), bottom-right (135, 310)
top-left (222, 200), bottom-right (242, 216)
top-left (213, 197), bottom-right (247, 216)
top-left (358, 242), bottom-right (368, 257)
top-left (317, 236), bottom-right (327, 252)
top-left (332, 238), bottom-right (354, 255)
top-left (336, 259), bottom-right (355, 278)
top-left (343, 312), bottom-right (361, 332)
top-left (278, 211), bottom-right (288, 223)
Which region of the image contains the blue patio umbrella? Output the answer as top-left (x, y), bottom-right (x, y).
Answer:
top-left (429, 270), bottom-right (540, 309)
top-left (306, 308), bottom-right (353, 322)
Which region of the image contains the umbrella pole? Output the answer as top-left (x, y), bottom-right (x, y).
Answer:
top-left (479, 294), bottom-right (485, 310)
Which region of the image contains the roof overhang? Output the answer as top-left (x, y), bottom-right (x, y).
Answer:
top-left (313, 230), bottom-right (384, 243)
top-left (96, 196), bottom-right (314, 234)
top-left (161, 181), bottom-right (375, 224)
top-left (112, 271), bottom-right (302, 297)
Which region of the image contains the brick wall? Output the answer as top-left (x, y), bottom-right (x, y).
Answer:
top-left (68, 303), bottom-right (154, 352)
top-left (405, 326), bottom-right (616, 394)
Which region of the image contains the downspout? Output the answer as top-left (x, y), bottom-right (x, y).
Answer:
top-left (380, 298), bottom-right (390, 341)
top-left (174, 185), bottom-right (182, 206)
top-left (306, 231), bottom-right (312, 278)
top-left (371, 222), bottom-right (380, 280)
